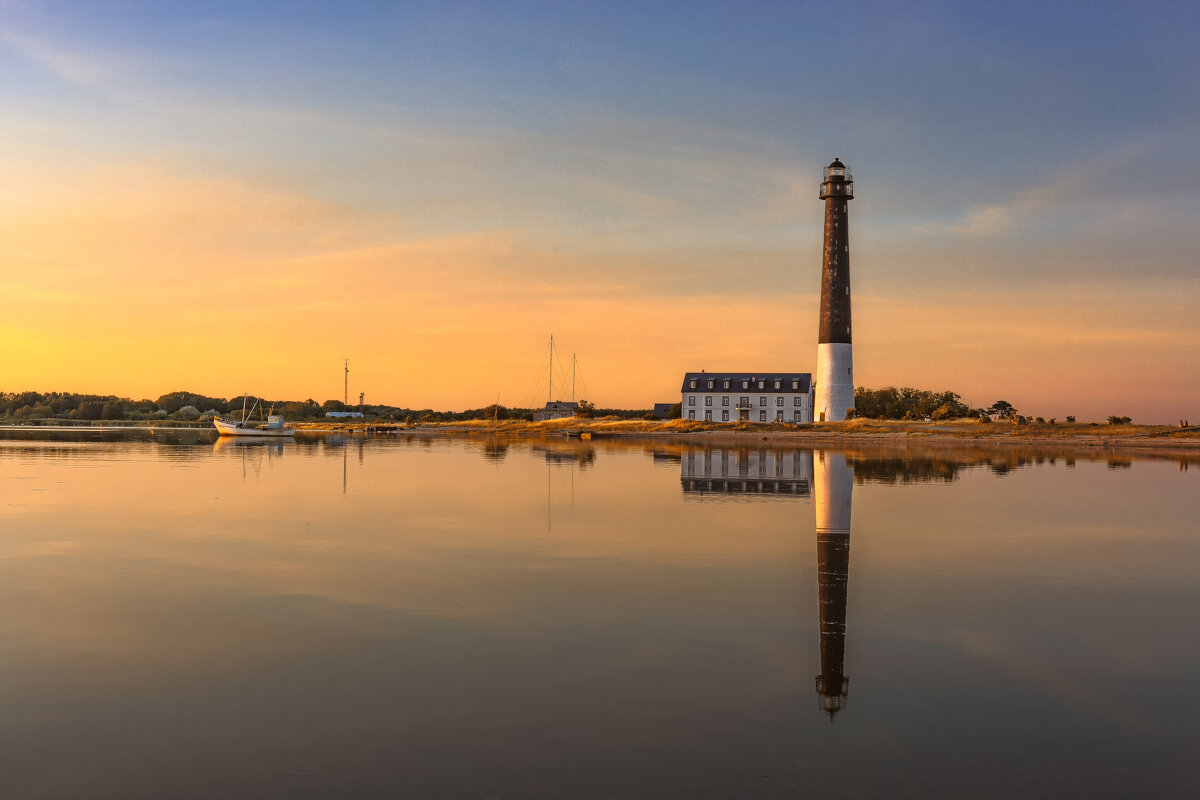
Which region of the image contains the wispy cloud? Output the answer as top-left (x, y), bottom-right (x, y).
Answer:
top-left (916, 140), bottom-right (1153, 238)
top-left (0, 27), bottom-right (127, 88)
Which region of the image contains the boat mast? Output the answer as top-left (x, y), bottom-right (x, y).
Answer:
top-left (548, 335), bottom-right (553, 404)
top-left (571, 353), bottom-right (577, 402)
top-left (344, 358), bottom-right (349, 406)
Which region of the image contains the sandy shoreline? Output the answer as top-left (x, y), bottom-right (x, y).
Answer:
top-left (5, 421), bottom-right (1200, 458)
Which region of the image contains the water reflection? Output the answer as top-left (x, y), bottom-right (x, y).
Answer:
top-left (814, 451), bottom-right (852, 717)
top-left (2, 430), bottom-right (1200, 797)
top-left (677, 445), bottom-right (855, 718)
top-left (531, 443), bottom-right (596, 468)
top-left (211, 436), bottom-right (286, 456)
top-left (680, 446), bottom-right (812, 496)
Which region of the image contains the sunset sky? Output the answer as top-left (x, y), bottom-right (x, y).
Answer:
top-left (2, 1), bottom-right (1198, 421)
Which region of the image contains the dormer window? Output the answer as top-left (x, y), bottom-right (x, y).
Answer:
top-left (723, 380), bottom-right (729, 389)
top-left (774, 380), bottom-right (780, 389)
top-left (706, 380), bottom-right (713, 389)
top-left (689, 380), bottom-right (696, 389)
top-left (757, 380), bottom-right (764, 389)
top-left (792, 380), bottom-right (799, 390)
top-left (741, 380), bottom-right (748, 389)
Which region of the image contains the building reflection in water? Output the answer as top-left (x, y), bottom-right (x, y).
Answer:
top-left (813, 450), bottom-right (852, 718)
top-left (680, 446), bottom-right (811, 497)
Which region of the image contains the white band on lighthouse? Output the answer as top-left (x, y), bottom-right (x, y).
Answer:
top-left (816, 342), bottom-right (854, 422)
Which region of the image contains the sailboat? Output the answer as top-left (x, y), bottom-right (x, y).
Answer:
top-left (213, 395), bottom-right (295, 437)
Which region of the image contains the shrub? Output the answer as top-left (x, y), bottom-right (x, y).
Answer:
top-left (176, 405), bottom-right (200, 420)
top-left (1065, 415), bottom-right (1075, 423)
top-left (1107, 415), bottom-right (1132, 425)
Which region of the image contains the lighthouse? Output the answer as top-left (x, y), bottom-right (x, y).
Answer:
top-left (816, 158), bottom-right (855, 421)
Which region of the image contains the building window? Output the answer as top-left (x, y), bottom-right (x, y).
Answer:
top-left (722, 396), bottom-right (729, 406)
top-left (742, 380), bottom-right (748, 389)
top-left (706, 380), bottom-right (713, 389)
top-left (776, 397), bottom-right (783, 406)
top-left (776, 410), bottom-right (783, 421)
top-left (794, 397), bottom-right (801, 406)
top-left (757, 380), bottom-right (764, 389)
top-left (688, 410), bottom-right (695, 420)
top-left (759, 410), bottom-right (766, 422)
top-left (740, 396), bottom-right (748, 407)
top-left (704, 396), bottom-right (712, 406)
top-left (793, 410), bottom-right (802, 420)
top-left (721, 410), bottom-right (729, 421)
top-left (704, 410), bottom-right (712, 421)
top-left (774, 380), bottom-right (780, 389)
top-left (689, 380), bottom-right (696, 389)
top-left (792, 380), bottom-right (799, 390)
top-left (688, 396), bottom-right (695, 406)
top-left (723, 380), bottom-right (729, 389)
top-left (758, 397), bottom-right (766, 407)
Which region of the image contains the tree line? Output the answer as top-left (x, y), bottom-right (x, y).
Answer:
top-left (0, 390), bottom-right (647, 423)
top-left (853, 387), bottom-right (1130, 425)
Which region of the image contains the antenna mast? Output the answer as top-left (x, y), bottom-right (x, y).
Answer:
top-left (344, 358), bottom-right (349, 405)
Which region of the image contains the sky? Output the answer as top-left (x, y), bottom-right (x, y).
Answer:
top-left (1, 0), bottom-right (1198, 422)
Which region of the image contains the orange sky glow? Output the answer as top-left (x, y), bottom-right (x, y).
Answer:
top-left (2, 4), bottom-right (1198, 422)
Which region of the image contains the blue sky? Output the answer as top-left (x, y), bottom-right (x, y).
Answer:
top-left (2, 1), bottom-right (1198, 419)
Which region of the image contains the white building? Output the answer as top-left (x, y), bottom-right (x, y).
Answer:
top-left (680, 372), bottom-right (813, 423)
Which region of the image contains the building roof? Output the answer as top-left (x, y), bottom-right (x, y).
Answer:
top-left (651, 403), bottom-right (675, 418)
top-left (681, 372), bottom-right (812, 393)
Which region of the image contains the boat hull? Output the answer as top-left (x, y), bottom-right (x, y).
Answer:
top-left (213, 418), bottom-right (295, 437)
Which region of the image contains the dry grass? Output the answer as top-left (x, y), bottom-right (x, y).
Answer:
top-left (296, 415), bottom-right (1200, 444)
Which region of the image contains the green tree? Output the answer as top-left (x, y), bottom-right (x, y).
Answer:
top-left (987, 400), bottom-right (1017, 420)
top-left (77, 401), bottom-right (103, 420)
top-left (575, 400), bottom-right (596, 418)
top-left (101, 400), bottom-right (125, 420)
top-left (480, 404), bottom-right (509, 421)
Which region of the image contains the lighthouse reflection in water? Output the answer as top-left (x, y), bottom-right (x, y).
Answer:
top-left (681, 446), bottom-right (853, 717)
top-left (814, 451), bottom-right (852, 716)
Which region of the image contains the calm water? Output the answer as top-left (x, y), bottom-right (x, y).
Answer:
top-left (2, 430), bottom-right (1198, 799)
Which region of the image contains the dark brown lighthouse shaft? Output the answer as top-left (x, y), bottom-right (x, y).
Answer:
top-left (816, 531), bottom-right (850, 715)
top-left (818, 158), bottom-right (853, 344)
